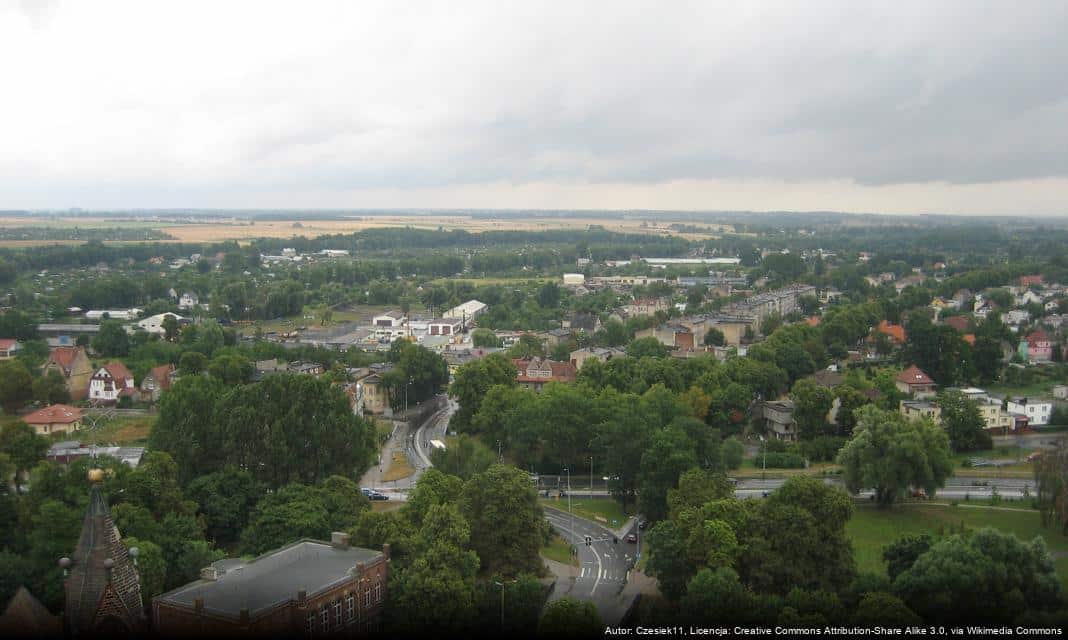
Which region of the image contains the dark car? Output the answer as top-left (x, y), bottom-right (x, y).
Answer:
top-left (370, 492), bottom-right (390, 501)
top-left (625, 533), bottom-right (638, 543)
top-left (638, 520), bottom-right (649, 530)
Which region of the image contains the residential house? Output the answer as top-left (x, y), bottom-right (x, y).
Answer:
top-left (442, 348), bottom-right (499, 375)
top-left (1006, 397), bottom-right (1053, 426)
top-left (1052, 385), bottom-right (1068, 400)
top-left (621, 298), bottom-right (670, 317)
top-left (895, 366), bottom-right (937, 398)
top-left (563, 311), bottom-right (600, 333)
top-left (958, 387), bottom-right (1015, 433)
top-left (360, 374), bottom-right (391, 415)
top-left (1016, 290), bottom-right (1044, 307)
top-left (23, 404), bottom-right (84, 436)
top-left (0, 338), bottom-right (20, 360)
top-left (635, 323), bottom-right (695, 349)
top-left (876, 320), bottom-right (907, 345)
top-left (139, 364), bottom-right (176, 403)
top-left (1019, 275), bottom-right (1044, 288)
top-left (760, 400), bottom-right (797, 441)
top-left (178, 292), bottom-right (199, 310)
top-left (513, 357), bottom-right (577, 393)
top-left (44, 346), bottom-right (94, 400)
top-left (153, 536), bottom-right (389, 637)
top-left (89, 362), bottom-right (136, 404)
top-left (894, 274), bottom-right (925, 294)
top-left (543, 328), bottom-right (573, 348)
top-left (569, 347), bottom-right (626, 370)
top-left (974, 299), bottom-right (1000, 320)
top-left (1020, 330), bottom-right (1053, 362)
top-left (1005, 309), bottom-right (1031, 326)
top-left (900, 400), bottom-right (941, 422)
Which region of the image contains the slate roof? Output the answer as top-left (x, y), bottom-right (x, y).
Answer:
top-left (66, 485), bottom-right (144, 633)
top-left (155, 539), bottom-right (383, 620)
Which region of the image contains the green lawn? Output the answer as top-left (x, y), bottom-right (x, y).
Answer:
top-left (847, 503), bottom-right (1068, 589)
top-left (70, 415), bottom-right (156, 446)
top-left (541, 497), bottom-right (633, 528)
top-left (541, 534), bottom-right (577, 566)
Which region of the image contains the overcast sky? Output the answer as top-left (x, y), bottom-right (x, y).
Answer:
top-left (3, 1), bottom-right (1067, 214)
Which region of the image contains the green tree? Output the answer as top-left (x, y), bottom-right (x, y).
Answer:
top-left (186, 466), bottom-right (264, 545)
top-left (837, 405), bottom-right (953, 507)
top-left (595, 319), bottom-right (629, 347)
top-left (645, 520), bottom-right (694, 601)
top-left (32, 369), bottom-right (71, 405)
top-left (471, 328), bottom-right (502, 348)
top-left (938, 389), bottom-right (993, 452)
top-left (681, 567), bottom-right (755, 626)
top-left (123, 537), bottom-right (167, 603)
top-left (206, 353), bottom-right (254, 385)
top-left (92, 320), bottom-right (130, 357)
top-left (148, 375), bottom-right (226, 484)
top-left (638, 427), bottom-right (698, 522)
top-left (834, 386), bottom-right (869, 436)
top-left (722, 437), bottom-right (745, 470)
top-left (704, 328), bottom-right (726, 347)
top-left (240, 483), bottom-right (331, 554)
top-left (178, 350), bottom-right (207, 375)
top-left (0, 421), bottom-right (48, 492)
top-left (461, 464), bottom-right (548, 576)
top-left (852, 592), bottom-right (921, 626)
top-left (448, 354), bottom-right (518, 433)
top-left (882, 533), bottom-right (934, 582)
top-left (537, 597), bottom-right (603, 637)
top-left (894, 528), bottom-right (1064, 623)
top-left (626, 336), bottom-right (670, 359)
top-left (428, 434), bottom-right (497, 480)
top-left (161, 314), bottom-right (180, 342)
top-left (790, 378), bottom-right (834, 439)
top-left (0, 360), bottom-right (33, 412)
top-left (507, 334), bottom-right (546, 360)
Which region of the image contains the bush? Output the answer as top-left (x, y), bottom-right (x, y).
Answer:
top-left (762, 452), bottom-right (806, 469)
top-left (800, 436), bottom-right (846, 463)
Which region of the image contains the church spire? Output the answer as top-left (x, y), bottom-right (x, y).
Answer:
top-left (60, 468), bottom-right (144, 636)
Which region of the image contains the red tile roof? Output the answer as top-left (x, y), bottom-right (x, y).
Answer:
top-left (877, 320), bottom-right (906, 344)
top-left (1028, 330), bottom-right (1050, 346)
top-left (512, 358), bottom-right (577, 384)
top-left (1019, 275), bottom-right (1044, 287)
top-left (0, 338), bottom-right (17, 351)
top-left (24, 404), bottom-right (83, 425)
top-left (896, 365), bottom-right (934, 386)
top-left (100, 362), bottom-right (133, 382)
top-left (963, 334), bottom-right (976, 345)
top-left (148, 364), bottom-right (175, 390)
top-left (943, 316), bottom-right (971, 332)
top-left (47, 346), bottom-right (86, 374)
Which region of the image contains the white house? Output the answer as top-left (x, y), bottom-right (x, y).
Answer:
top-left (1005, 309), bottom-right (1031, 326)
top-left (88, 362), bottom-right (136, 404)
top-left (178, 292), bottom-right (200, 310)
top-left (372, 311), bottom-right (407, 327)
top-left (135, 312), bottom-right (186, 335)
top-left (1006, 397), bottom-right (1053, 426)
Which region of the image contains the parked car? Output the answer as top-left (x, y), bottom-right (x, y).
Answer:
top-left (370, 492), bottom-right (390, 501)
top-left (1028, 451), bottom-right (1044, 462)
top-left (625, 533), bottom-right (638, 544)
top-left (638, 520), bottom-right (649, 530)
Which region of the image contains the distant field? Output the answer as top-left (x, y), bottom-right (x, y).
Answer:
top-left (0, 214), bottom-right (731, 246)
top-left (847, 503), bottom-right (1068, 590)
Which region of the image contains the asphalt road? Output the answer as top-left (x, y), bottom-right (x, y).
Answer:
top-left (543, 506), bottom-right (638, 624)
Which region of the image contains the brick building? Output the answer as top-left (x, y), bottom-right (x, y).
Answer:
top-left (153, 535), bottom-right (389, 636)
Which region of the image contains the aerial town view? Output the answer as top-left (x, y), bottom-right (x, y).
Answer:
top-left (1, 1), bottom-right (1067, 638)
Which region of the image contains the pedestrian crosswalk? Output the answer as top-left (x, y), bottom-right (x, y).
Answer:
top-left (578, 566), bottom-right (625, 581)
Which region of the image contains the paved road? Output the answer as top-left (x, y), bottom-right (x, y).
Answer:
top-left (543, 506), bottom-right (639, 624)
top-left (357, 396), bottom-right (455, 499)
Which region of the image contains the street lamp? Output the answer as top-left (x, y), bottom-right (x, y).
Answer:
top-left (563, 466), bottom-right (574, 560)
top-left (760, 435), bottom-right (767, 481)
top-left (494, 578), bottom-right (517, 631)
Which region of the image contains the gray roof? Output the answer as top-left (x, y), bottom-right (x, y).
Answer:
top-left (155, 540), bottom-right (383, 620)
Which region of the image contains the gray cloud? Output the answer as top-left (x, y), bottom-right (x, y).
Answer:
top-left (0, 1), bottom-right (1067, 212)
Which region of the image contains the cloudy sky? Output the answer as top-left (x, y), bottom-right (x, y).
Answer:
top-left (2, 0), bottom-right (1067, 214)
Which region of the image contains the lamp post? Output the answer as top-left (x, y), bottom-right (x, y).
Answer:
top-left (760, 435), bottom-right (767, 481)
top-left (589, 455), bottom-right (594, 494)
top-left (563, 466), bottom-right (574, 559)
top-left (494, 578), bottom-right (517, 631)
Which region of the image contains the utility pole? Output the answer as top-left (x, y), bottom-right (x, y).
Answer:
top-left (589, 455), bottom-right (594, 494)
top-left (564, 466), bottom-right (574, 561)
top-left (760, 435), bottom-right (767, 481)
top-left (494, 579), bottom-right (516, 631)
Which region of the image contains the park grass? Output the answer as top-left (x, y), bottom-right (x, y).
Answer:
top-left (541, 534), bottom-right (577, 567)
top-left (847, 503), bottom-right (1068, 590)
top-left (381, 450), bottom-right (415, 482)
top-left (71, 415), bottom-right (155, 446)
top-left (541, 497), bottom-right (633, 528)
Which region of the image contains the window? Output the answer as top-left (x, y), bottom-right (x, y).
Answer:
top-left (375, 581), bottom-right (382, 604)
top-left (320, 605), bottom-right (329, 632)
top-left (346, 595), bottom-right (355, 623)
top-left (306, 613), bottom-right (315, 633)
top-left (334, 599), bottom-right (342, 626)
top-left (364, 588), bottom-right (371, 608)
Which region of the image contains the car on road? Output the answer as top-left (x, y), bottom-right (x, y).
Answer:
top-left (625, 533), bottom-right (637, 543)
top-left (638, 520), bottom-right (649, 530)
top-left (360, 487), bottom-right (373, 496)
top-left (369, 492), bottom-right (390, 501)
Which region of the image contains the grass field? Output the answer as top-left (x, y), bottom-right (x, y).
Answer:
top-left (381, 450), bottom-right (415, 482)
top-left (70, 415), bottom-right (155, 446)
top-left (541, 497), bottom-right (633, 528)
top-left (541, 534), bottom-right (578, 566)
top-left (847, 503), bottom-right (1068, 589)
